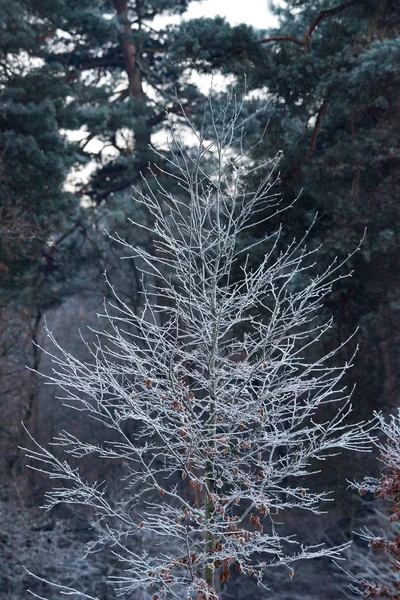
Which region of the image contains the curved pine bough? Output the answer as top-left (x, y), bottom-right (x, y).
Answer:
top-left (23, 93), bottom-right (374, 600)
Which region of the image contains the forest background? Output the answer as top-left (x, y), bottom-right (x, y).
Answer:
top-left (0, 1), bottom-right (399, 598)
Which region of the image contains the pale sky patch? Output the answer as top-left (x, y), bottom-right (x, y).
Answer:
top-left (183, 0), bottom-right (278, 29)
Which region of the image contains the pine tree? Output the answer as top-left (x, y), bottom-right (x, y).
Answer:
top-left (0, 1), bottom-right (83, 447)
top-left (0, 0), bottom-right (77, 297)
top-left (30, 0), bottom-right (207, 205)
top-left (256, 0), bottom-right (400, 448)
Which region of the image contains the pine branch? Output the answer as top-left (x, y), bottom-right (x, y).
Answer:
top-left (259, 0), bottom-right (360, 48)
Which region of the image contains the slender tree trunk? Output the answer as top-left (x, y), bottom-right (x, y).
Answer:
top-left (204, 409), bottom-right (216, 591)
top-left (22, 308), bottom-right (42, 494)
top-left (113, 0), bottom-right (152, 173)
top-left (113, 0), bottom-right (145, 100)
top-left (204, 262), bottom-right (220, 593)
top-left (23, 309), bottom-right (42, 429)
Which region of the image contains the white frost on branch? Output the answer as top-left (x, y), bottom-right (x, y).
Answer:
top-left (23, 93), bottom-right (374, 600)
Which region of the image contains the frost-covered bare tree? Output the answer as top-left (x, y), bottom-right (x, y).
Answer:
top-left (24, 95), bottom-right (373, 600)
top-left (330, 502), bottom-right (399, 599)
top-left (350, 410), bottom-right (400, 598)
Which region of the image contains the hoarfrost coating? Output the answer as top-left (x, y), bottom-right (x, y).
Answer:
top-left (23, 94), bottom-right (374, 600)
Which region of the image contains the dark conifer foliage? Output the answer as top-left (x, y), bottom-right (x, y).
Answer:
top-left (0, 0), bottom-right (78, 294)
top-left (259, 0), bottom-right (400, 422)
